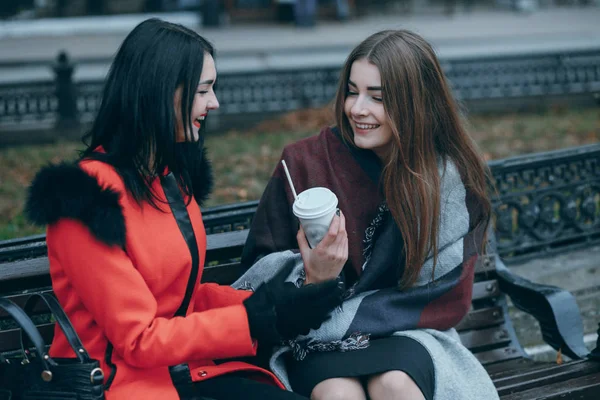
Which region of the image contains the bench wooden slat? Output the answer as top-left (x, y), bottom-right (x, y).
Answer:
top-left (0, 323), bottom-right (514, 359)
top-left (1, 278), bottom-right (504, 321)
top-left (456, 306), bottom-right (505, 332)
top-left (459, 326), bottom-right (512, 353)
top-left (487, 358), bottom-right (541, 378)
top-left (0, 262), bottom-right (502, 294)
top-left (0, 230), bottom-right (249, 286)
top-left (1, 228), bottom-right (499, 284)
top-left (0, 289), bottom-right (54, 318)
top-left (475, 346), bottom-right (523, 366)
top-left (0, 239), bottom-right (47, 263)
top-left (0, 261), bottom-right (250, 318)
top-left (0, 324), bottom-right (521, 366)
top-left (0, 234), bottom-right (46, 250)
top-left (0, 257), bottom-right (49, 282)
top-left (0, 323), bottom-right (54, 353)
top-left (499, 371), bottom-right (600, 400)
top-left (204, 230), bottom-right (247, 264)
top-left (494, 360), bottom-right (600, 397)
top-left (2, 312), bottom-right (516, 357)
top-left (1, 321), bottom-right (521, 368)
top-left (202, 262), bottom-right (246, 285)
top-left (472, 280), bottom-right (500, 302)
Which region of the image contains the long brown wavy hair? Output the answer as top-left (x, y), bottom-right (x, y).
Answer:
top-left (334, 30), bottom-right (492, 288)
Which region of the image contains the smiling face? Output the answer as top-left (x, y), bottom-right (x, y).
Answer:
top-left (343, 58), bottom-right (394, 162)
top-left (175, 53), bottom-right (219, 142)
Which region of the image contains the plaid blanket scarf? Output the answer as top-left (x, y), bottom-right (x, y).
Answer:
top-left (234, 127), bottom-right (498, 399)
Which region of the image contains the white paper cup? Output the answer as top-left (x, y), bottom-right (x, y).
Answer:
top-left (292, 187), bottom-right (339, 248)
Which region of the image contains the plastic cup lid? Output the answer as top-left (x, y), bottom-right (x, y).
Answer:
top-left (293, 187), bottom-right (338, 218)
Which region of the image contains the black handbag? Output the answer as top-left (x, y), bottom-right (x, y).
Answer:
top-left (0, 293), bottom-right (105, 400)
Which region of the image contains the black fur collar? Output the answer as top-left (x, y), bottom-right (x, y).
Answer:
top-left (25, 149), bottom-right (213, 248)
top-left (25, 163), bottom-right (126, 247)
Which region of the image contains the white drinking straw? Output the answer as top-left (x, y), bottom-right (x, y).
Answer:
top-left (281, 160), bottom-right (299, 200)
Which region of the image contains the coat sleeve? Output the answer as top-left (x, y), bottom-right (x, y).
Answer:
top-left (193, 283), bottom-right (252, 312)
top-left (47, 219), bottom-right (258, 369)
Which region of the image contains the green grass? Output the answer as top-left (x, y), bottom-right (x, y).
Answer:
top-left (1, 107), bottom-right (598, 240)
top-left (468, 108), bottom-right (600, 159)
top-left (0, 141), bottom-right (83, 239)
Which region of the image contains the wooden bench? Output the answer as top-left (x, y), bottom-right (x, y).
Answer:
top-left (1, 228), bottom-right (599, 399)
top-left (2, 144), bottom-right (600, 398)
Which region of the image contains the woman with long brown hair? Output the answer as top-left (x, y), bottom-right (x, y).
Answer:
top-left (239, 30), bottom-right (499, 400)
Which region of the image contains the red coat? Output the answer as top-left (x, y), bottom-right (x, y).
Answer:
top-left (34, 159), bottom-right (282, 399)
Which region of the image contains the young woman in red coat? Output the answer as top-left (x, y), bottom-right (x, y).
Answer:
top-left (24, 18), bottom-right (346, 400)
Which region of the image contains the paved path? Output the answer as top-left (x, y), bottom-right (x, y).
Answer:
top-left (0, 7), bottom-right (599, 83)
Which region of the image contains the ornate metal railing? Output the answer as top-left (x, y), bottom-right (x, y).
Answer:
top-left (444, 50), bottom-right (600, 100)
top-left (200, 144), bottom-right (600, 263)
top-left (1, 48), bottom-right (599, 129)
top-left (76, 80), bottom-right (105, 124)
top-left (1, 144), bottom-right (599, 264)
top-left (0, 81), bottom-right (57, 126)
top-left (490, 143), bottom-right (600, 262)
top-left (202, 144), bottom-right (600, 264)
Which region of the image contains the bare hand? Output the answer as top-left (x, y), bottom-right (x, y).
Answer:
top-left (297, 211), bottom-right (348, 284)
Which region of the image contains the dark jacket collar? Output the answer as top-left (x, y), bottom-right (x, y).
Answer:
top-left (25, 162), bottom-right (127, 247)
top-left (25, 148), bottom-right (213, 248)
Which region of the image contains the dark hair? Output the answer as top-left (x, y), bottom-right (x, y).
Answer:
top-left (334, 30), bottom-right (491, 288)
top-left (81, 18), bottom-right (214, 208)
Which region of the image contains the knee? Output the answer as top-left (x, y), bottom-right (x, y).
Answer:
top-left (310, 378), bottom-right (366, 400)
top-left (368, 371), bottom-right (424, 400)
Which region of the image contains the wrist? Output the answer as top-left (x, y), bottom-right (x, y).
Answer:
top-left (303, 267), bottom-right (340, 285)
top-left (303, 268), bottom-right (322, 285)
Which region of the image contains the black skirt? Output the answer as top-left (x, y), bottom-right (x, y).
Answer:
top-left (287, 335), bottom-right (435, 400)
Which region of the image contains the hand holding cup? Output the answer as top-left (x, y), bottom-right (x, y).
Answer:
top-left (279, 160), bottom-right (348, 284)
top-left (297, 210), bottom-right (348, 285)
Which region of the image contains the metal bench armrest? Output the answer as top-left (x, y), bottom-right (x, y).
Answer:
top-left (494, 253), bottom-right (590, 360)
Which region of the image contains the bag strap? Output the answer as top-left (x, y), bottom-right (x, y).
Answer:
top-left (22, 293), bottom-right (91, 363)
top-left (160, 172), bottom-right (201, 318)
top-left (0, 297), bottom-right (55, 368)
